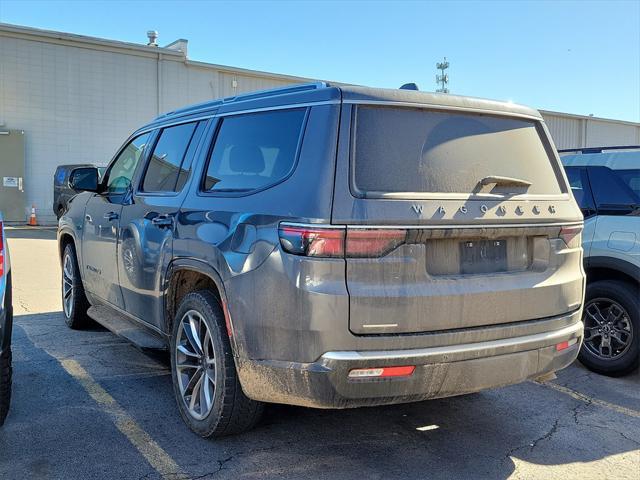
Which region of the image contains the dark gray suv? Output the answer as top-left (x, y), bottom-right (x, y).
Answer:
top-left (58, 83), bottom-right (586, 437)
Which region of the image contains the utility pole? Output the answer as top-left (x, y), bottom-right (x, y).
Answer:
top-left (436, 57), bottom-right (450, 93)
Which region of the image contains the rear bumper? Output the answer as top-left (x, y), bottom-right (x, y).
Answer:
top-left (236, 316), bottom-right (583, 408)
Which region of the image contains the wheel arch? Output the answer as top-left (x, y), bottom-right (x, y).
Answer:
top-left (164, 259), bottom-right (237, 349)
top-left (58, 229), bottom-right (77, 264)
top-left (585, 256), bottom-right (640, 289)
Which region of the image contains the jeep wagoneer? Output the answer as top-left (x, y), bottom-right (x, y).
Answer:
top-left (58, 83), bottom-right (585, 436)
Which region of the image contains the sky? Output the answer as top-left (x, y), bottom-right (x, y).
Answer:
top-left (1, 0), bottom-right (639, 122)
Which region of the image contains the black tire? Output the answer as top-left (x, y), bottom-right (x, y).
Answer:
top-left (0, 348), bottom-right (11, 427)
top-left (579, 280), bottom-right (639, 376)
top-left (170, 290), bottom-right (263, 437)
top-left (62, 243), bottom-right (91, 329)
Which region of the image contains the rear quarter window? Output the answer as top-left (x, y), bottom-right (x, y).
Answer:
top-left (352, 106), bottom-right (565, 197)
top-left (202, 108), bottom-right (307, 193)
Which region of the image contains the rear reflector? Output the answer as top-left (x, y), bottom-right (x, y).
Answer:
top-left (556, 338), bottom-right (578, 352)
top-left (279, 223), bottom-right (407, 258)
top-left (559, 226), bottom-right (583, 249)
top-left (348, 365), bottom-right (416, 378)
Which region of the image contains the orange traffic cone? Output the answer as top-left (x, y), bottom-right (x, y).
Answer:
top-left (28, 205), bottom-right (38, 226)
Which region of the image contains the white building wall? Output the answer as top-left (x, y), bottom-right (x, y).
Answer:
top-left (585, 120), bottom-right (640, 147)
top-left (542, 111), bottom-right (640, 150)
top-left (541, 114), bottom-right (583, 150)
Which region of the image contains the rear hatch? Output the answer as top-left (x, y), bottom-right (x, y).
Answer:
top-left (332, 103), bottom-right (584, 335)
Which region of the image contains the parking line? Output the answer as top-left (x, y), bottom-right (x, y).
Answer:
top-left (60, 359), bottom-right (186, 479)
top-left (535, 380), bottom-right (640, 419)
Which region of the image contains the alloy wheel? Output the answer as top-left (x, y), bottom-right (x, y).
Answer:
top-left (583, 298), bottom-right (633, 361)
top-left (62, 253), bottom-right (74, 317)
top-left (175, 310), bottom-right (216, 420)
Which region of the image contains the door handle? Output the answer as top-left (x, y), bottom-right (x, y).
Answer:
top-left (103, 211), bottom-right (119, 221)
top-left (151, 214), bottom-right (173, 228)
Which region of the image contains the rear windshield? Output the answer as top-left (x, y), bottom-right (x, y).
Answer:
top-left (353, 106), bottom-right (564, 197)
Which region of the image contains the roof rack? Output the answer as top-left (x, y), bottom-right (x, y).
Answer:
top-left (222, 81), bottom-right (327, 104)
top-left (558, 145), bottom-right (640, 154)
top-left (155, 82), bottom-right (328, 120)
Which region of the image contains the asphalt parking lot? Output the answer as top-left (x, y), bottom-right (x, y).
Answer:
top-left (0, 227), bottom-right (638, 480)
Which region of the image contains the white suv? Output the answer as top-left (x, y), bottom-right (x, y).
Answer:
top-left (562, 147), bottom-right (639, 376)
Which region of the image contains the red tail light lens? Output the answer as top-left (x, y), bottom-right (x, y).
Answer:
top-left (559, 225), bottom-right (583, 248)
top-left (346, 229), bottom-right (407, 258)
top-left (279, 225), bottom-right (345, 258)
top-left (279, 224), bottom-right (407, 258)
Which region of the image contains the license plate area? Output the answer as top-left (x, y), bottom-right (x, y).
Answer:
top-left (460, 239), bottom-right (508, 274)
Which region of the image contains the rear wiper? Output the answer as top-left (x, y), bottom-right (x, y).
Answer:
top-left (479, 175), bottom-right (532, 188)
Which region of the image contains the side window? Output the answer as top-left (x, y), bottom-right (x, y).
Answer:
top-left (615, 169), bottom-right (640, 198)
top-left (202, 108), bottom-right (306, 192)
top-left (142, 122), bottom-right (203, 193)
top-left (565, 167), bottom-right (595, 215)
top-left (588, 167), bottom-right (640, 208)
top-left (105, 133), bottom-right (151, 195)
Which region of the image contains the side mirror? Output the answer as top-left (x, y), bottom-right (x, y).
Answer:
top-left (69, 167), bottom-right (99, 192)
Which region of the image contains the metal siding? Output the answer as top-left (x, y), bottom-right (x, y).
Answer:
top-left (585, 120), bottom-right (639, 147)
top-left (542, 114), bottom-right (582, 150)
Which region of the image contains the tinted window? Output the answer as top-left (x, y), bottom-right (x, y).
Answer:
top-left (105, 133), bottom-right (151, 195)
top-left (588, 167), bottom-right (640, 207)
top-left (565, 167), bottom-right (595, 213)
top-left (353, 106), bottom-right (563, 196)
top-left (203, 109), bottom-right (306, 192)
top-left (615, 169), bottom-right (640, 198)
top-left (176, 122), bottom-right (206, 192)
top-left (142, 122), bottom-right (200, 193)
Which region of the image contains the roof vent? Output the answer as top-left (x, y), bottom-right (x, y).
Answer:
top-left (399, 83), bottom-right (419, 91)
top-left (147, 30), bottom-right (158, 46)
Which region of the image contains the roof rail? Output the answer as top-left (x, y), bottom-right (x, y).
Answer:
top-left (155, 82), bottom-right (328, 121)
top-left (222, 81), bottom-right (328, 104)
top-left (558, 145), bottom-right (640, 154)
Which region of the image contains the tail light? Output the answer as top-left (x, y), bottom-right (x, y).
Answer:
top-left (346, 229), bottom-right (406, 258)
top-left (559, 225), bottom-right (583, 248)
top-left (278, 225), bottom-right (345, 258)
top-left (0, 221), bottom-right (4, 277)
top-left (278, 224), bottom-right (407, 258)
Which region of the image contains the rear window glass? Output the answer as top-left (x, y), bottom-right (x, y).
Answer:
top-left (353, 106), bottom-right (564, 196)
